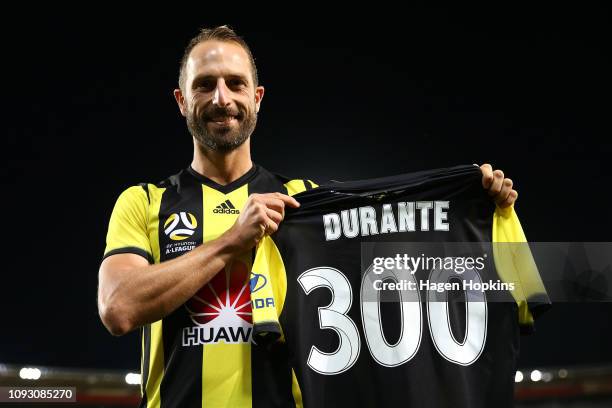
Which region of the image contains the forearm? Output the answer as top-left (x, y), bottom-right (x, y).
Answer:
top-left (100, 233), bottom-right (240, 334)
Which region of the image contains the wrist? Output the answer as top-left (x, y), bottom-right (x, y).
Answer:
top-left (214, 228), bottom-right (245, 261)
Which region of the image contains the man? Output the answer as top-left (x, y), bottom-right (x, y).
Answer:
top-left (97, 25), bottom-right (517, 408)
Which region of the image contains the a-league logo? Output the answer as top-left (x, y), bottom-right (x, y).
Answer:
top-left (164, 212), bottom-right (197, 241)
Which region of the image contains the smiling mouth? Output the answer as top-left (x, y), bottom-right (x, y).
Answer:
top-left (212, 117), bottom-right (235, 125)
top-left (207, 114), bottom-right (241, 126)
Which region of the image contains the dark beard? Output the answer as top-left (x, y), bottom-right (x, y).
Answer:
top-left (186, 106), bottom-right (257, 153)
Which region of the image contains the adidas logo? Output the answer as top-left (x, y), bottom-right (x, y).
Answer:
top-left (213, 199), bottom-right (240, 214)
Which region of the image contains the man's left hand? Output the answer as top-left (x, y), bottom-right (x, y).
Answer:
top-left (480, 163), bottom-right (517, 208)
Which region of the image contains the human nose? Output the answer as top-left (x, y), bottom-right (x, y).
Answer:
top-left (212, 79), bottom-right (230, 107)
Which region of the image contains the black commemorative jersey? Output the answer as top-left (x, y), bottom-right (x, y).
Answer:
top-left (251, 164), bottom-right (549, 408)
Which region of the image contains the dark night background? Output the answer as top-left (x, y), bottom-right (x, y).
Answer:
top-left (2, 5), bottom-right (611, 371)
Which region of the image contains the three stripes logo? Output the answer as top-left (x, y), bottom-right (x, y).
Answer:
top-left (213, 199), bottom-right (240, 215)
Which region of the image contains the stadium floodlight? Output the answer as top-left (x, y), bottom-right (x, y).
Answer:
top-left (125, 373), bottom-right (141, 385)
top-left (530, 370), bottom-right (542, 382)
top-left (19, 367), bottom-right (41, 380)
top-left (514, 371), bottom-right (524, 383)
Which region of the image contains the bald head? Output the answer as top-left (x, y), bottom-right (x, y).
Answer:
top-left (178, 25), bottom-right (258, 93)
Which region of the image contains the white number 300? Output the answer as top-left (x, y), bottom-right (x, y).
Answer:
top-left (297, 263), bottom-right (487, 375)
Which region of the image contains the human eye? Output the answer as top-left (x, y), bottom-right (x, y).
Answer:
top-left (227, 78), bottom-right (247, 89)
top-left (193, 78), bottom-right (215, 92)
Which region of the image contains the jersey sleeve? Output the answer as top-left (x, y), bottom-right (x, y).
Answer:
top-left (103, 185), bottom-right (154, 264)
top-left (283, 179), bottom-right (319, 196)
top-left (492, 205), bottom-right (551, 333)
top-left (251, 235), bottom-right (288, 344)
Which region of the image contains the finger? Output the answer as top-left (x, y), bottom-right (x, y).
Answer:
top-left (495, 178), bottom-right (513, 206)
top-left (256, 207), bottom-right (281, 236)
top-left (263, 218), bottom-right (279, 235)
top-left (487, 170), bottom-right (505, 196)
top-left (500, 189), bottom-right (518, 208)
top-left (270, 192), bottom-right (300, 208)
top-left (257, 222), bottom-right (267, 239)
top-left (250, 195), bottom-right (285, 219)
top-left (480, 163), bottom-right (494, 189)
top-left (264, 197), bottom-right (287, 220)
top-left (250, 193), bottom-right (300, 211)
top-left (265, 208), bottom-right (283, 226)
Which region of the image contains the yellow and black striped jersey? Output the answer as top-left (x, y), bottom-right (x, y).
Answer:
top-left (103, 164), bottom-right (317, 408)
top-left (251, 165), bottom-right (550, 408)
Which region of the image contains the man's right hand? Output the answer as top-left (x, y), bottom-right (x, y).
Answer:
top-left (223, 192), bottom-right (300, 253)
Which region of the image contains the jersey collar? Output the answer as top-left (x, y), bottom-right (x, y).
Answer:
top-left (186, 163), bottom-right (259, 194)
